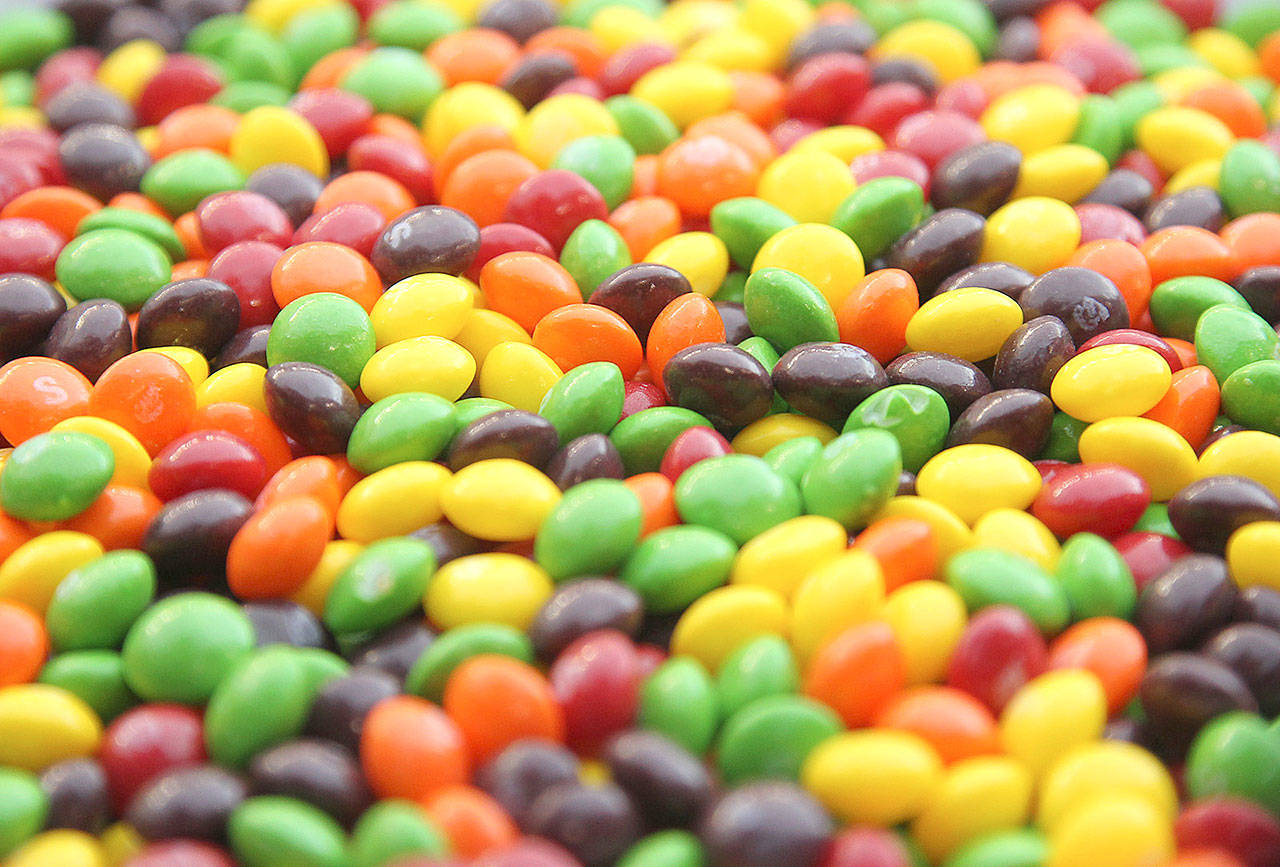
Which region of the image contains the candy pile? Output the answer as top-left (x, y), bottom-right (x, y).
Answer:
top-left (4, 0), bottom-right (1280, 864)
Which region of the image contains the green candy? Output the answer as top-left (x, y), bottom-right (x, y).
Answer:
top-left (349, 801), bottom-right (449, 867)
top-left (324, 538), bottom-right (436, 635)
top-left (292, 648), bottom-right (349, 694)
top-left (801, 429), bottom-right (902, 531)
top-left (406, 622), bottom-right (534, 701)
top-left (716, 695), bottom-right (842, 785)
top-left (618, 830), bottom-right (707, 867)
top-left (55, 229), bottom-right (172, 311)
top-left (0, 768), bottom-right (45, 857)
top-left (674, 455), bottom-right (802, 545)
top-left (186, 14), bottom-right (252, 57)
top-left (347, 393), bottom-right (457, 474)
top-left (1070, 95), bottom-right (1123, 166)
top-left (0, 71), bottom-right (34, 107)
top-left (366, 0), bottom-right (462, 51)
top-left (0, 9), bottom-right (72, 71)
top-left (710, 198), bottom-right (798, 271)
top-left (743, 267), bottom-right (839, 352)
top-left (38, 650), bottom-right (137, 723)
top-left (1186, 711), bottom-right (1280, 814)
top-left (946, 548), bottom-right (1070, 634)
top-left (844, 384), bottom-right (949, 473)
top-left (121, 592), bottom-right (256, 705)
top-left (621, 525), bottom-right (737, 612)
top-left (451, 397), bottom-right (513, 435)
top-left (715, 270), bottom-right (747, 304)
top-left (1138, 43), bottom-right (1207, 78)
top-left (606, 95), bottom-right (680, 156)
top-left (1055, 533), bottom-right (1136, 621)
top-left (142, 148), bottom-right (245, 216)
top-left (944, 830), bottom-right (1049, 867)
top-left (1040, 411), bottom-right (1087, 463)
top-left (540, 361), bottom-right (626, 444)
top-left (1133, 503), bottom-right (1179, 539)
top-left (560, 219), bottom-right (632, 297)
top-left (912, 0), bottom-right (997, 56)
top-left (554, 137), bottom-right (637, 211)
top-left (535, 479), bottom-right (643, 581)
top-left (610, 406), bottom-right (711, 474)
top-left (341, 47), bottom-right (443, 121)
top-left (1110, 81), bottom-right (1165, 151)
top-left (229, 796), bottom-right (348, 867)
top-left (1224, 1), bottom-right (1280, 46)
top-left (830, 177), bottom-right (926, 261)
top-left (1195, 304), bottom-right (1280, 383)
top-left (716, 635), bottom-right (800, 719)
top-left (281, 4), bottom-right (359, 74)
top-left (1220, 140), bottom-right (1280, 217)
top-left (639, 656), bottom-right (719, 754)
top-left (267, 293), bottom-right (376, 389)
top-left (563, 0), bottom-right (660, 27)
top-left (1222, 360), bottom-right (1280, 436)
top-left (1148, 275), bottom-right (1249, 342)
top-left (762, 436), bottom-right (823, 488)
top-left (76, 208), bottom-right (186, 262)
top-left (223, 28), bottom-right (296, 88)
top-left (1097, 0), bottom-right (1185, 48)
top-left (737, 335), bottom-right (789, 414)
top-left (0, 431), bottom-right (114, 522)
top-left (205, 648), bottom-right (315, 768)
top-left (211, 80), bottom-right (292, 112)
top-left (46, 551), bottom-right (156, 652)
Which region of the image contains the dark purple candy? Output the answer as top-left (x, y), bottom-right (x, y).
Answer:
top-left (945, 388), bottom-right (1054, 457)
top-left (772, 342), bottom-right (886, 429)
top-left (546, 433), bottom-right (626, 490)
top-left (371, 205), bottom-right (481, 283)
top-left (448, 409), bottom-right (560, 471)
top-left (248, 738), bottom-right (372, 827)
top-left (305, 666), bottom-right (401, 753)
top-left (663, 343), bottom-right (774, 434)
top-left (1135, 554), bottom-right (1238, 655)
top-left (529, 579), bottom-right (644, 662)
top-left (991, 315), bottom-right (1075, 394)
top-left (699, 782), bottom-right (833, 867)
top-left (589, 264), bottom-right (691, 344)
top-left (1167, 475), bottom-right (1280, 554)
top-left (41, 298), bottom-right (132, 382)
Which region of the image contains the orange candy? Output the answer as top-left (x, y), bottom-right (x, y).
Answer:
top-left (804, 621), bottom-right (906, 727)
top-left (525, 28), bottom-right (607, 79)
top-left (88, 352), bottom-right (196, 456)
top-left (1, 185), bottom-right (102, 238)
top-left (0, 600), bottom-right (49, 687)
top-left (853, 516), bottom-right (938, 590)
top-left (532, 304), bottom-right (644, 378)
top-left (314, 170), bottom-right (416, 222)
top-left (434, 125), bottom-right (518, 183)
top-left (624, 472), bottom-right (679, 536)
top-left (173, 211), bottom-right (207, 259)
top-left (421, 786), bottom-right (519, 859)
top-left (0, 513), bottom-right (34, 562)
top-left (836, 268), bottom-right (919, 365)
top-left (255, 456), bottom-right (344, 518)
top-left (479, 251), bottom-right (581, 332)
top-left (153, 105), bottom-right (240, 158)
top-left (0, 357), bottom-right (92, 445)
top-left (107, 192), bottom-right (168, 219)
top-left (300, 47), bottom-right (369, 91)
top-left (1142, 364), bottom-right (1219, 450)
top-left (189, 402), bottom-right (293, 477)
top-left (1180, 82), bottom-right (1267, 139)
top-left (441, 150), bottom-right (539, 227)
top-left (645, 293), bottom-right (726, 394)
top-left (1261, 30), bottom-right (1280, 84)
top-left (442, 655), bottom-right (565, 764)
top-left (656, 135), bottom-right (760, 218)
top-left (1221, 213), bottom-right (1280, 273)
top-left (226, 495), bottom-right (333, 600)
top-left (729, 70), bottom-right (786, 128)
top-left (361, 695), bottom-right (470, 800)
top-left (873, 686), bottom-right (1000, 764)
top-left (1141, 226), bottom-right (1237, 286)
top-left (270, 241), bottom-right (383, 311)
top-left (61, 485), bottom-right (162, 552)
top-left (1047, 617), bottom-right (1147, 714)
top-left (1068, 238), bottom-right (1153, 323)
top-left (427, 29), bottom-right (521, 86)
top-left (686, 112), bottom-right (777, 168)
top-left (608, 196), bottom-right (681, 260)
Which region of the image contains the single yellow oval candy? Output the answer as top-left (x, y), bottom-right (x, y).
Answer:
top-left (1227, 521), bottom-right (1280, 591)
top-left (999, 670), bottom-right (1107, 778)
top-left (1037, 741), bottom-right (1177, 831)
top-left (970, 508), bottom-right (1061, 572)
top-left (871, 20), bottom-right (980, 84)
top-left (647, 231), bottom-right (729, 298)
top-left (1198, 430), bottom-right (1280, 499)
top-left (1011, 143), bottom-right (1110, 203)
top-left (982, 197), bottom-right (1082, 275)
top-left (790, 548), bottom-right (885, 663)
top-left (360, 336), bottom-right (477, 403)
top-left (905, 286), bottom-right (1024, 362)
top-left (478, 342), bottom-right (562, 412)
top-left (671, 584), bottom-right (790, 671)
top-left (1045, 795), bottom-right (1174, 867)
top-left (425, 553), bottom-right (553, 630)
top-left (1078, 416), bottom-right (1197, 501)
top-left (440, 458), bottom-right (561, 541)
top-left (911, 756), bottom-right (1033, 863)
top-left (802, 729), bottom-right (944, 825)
top-left (230, 106), bottom-right (330, 178)
top-left (196, 363), bottom-right (268, 415)
top-left (631, 61), bottom-right (734, 129)
top-left (916, 445), bottom-right (1042, 526)
top-left (371, 274), bottom-right (476, 345)
top-left (1136, 106), bottom-right (1235, 175)
top-left (980, 84), bottom-right (1082, 154)
top-left (336, 461), bottom-right (452, 543)
top-left (1051, 345), bottom-right (1173, 423)
top-left (0, 532), bottom-right (104, 614)
top-left (732, 514), bottom-right (848, 600)
top-left (882, 580), bottom-right (967, 685)
top-left (6, 830), bottom-right (107, 867)
top-left (731, 414), bottom-right (837, 456)
top-left (0, 684), bottom-right (103, 772)
top-left (756, 150), bottom-right (857, 224)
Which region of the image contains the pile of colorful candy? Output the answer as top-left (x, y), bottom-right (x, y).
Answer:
top-left (4, 0), bottom-right (1280, 863)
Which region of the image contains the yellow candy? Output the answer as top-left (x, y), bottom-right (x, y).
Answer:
top-left (291, 539), bottom-right (363, 615)
top-left (1136, 105), bottom-right (1235, 174)
top-left (752, 223), bottom-right (864, 310)
top-left (1165, 158), bottom-right (1222, 194)
top-left (425, 553), bottom-right (553, 630)
top-left (789, 549), bottom-right (885, 662)
top-left (1227, 521), bottom-right (1280, 591)
top-left (0, 532), bottom-right (104, 614)
top-left (440, 458), bottom-right (561, 541)
top-left (873, 496), bottom-right (974, 564)
top-left (1198, 430), bottom-right (1280, 498)
top-left (478, 342), bottom-right (562, 412)
top-left (361, 336), bottom-right (476, 403)
top-left (882, 580), bottom-right (967, 684)
top-left (999, 670), bottom-right (1107, 777)
top-left (970, 509), bottom-right (1061, 572)
top-left (0, 107), bottom-right (46, 129)
top-left (982, 197), bottom-right (1082, 275)
top-left (138, 346), bottom-right (208, 386)
top-left (756, 150), bottom-right (857, 224)
top-left (1152, 66), bottom-right (1227, 103)
top-left (1078, 416), bottom-right (1197, 501)
top-left (1037, 742), bottom-right (1177, 831)
top-left (1051, 345), bottom-right (1173, 423)
top-left (682, 29), bottom-right (774, 72)
top-left (371, 273), bottom-right (476, 345)
top-left (646, 231), bottom-right (730, 297)
top-left (100, 822), bottom-right (144, 867)
top-left (50, 417), bottom-right (151, 490)
top-left (515, 94), bottom-right (620, 168)
top-left (732, 514), bottom-right (848, 599)
top-left (1012, 144), bottom-right (1110, 203)
top-left (96, 40), bottom-right (165, 103)
top-left (1046, 795), bottom-right (1174, 867)
top-left (730, 414), bottom-right (838, 456)
top-left (802, 730), bottom-right (944, 825)
top-left (336, 462), bottom-right (452, 543)
top-left (453, 309), bottom-right (533, 367)
top-left (230, 106), bottom-right (330, 179)
top-left (911, 756), bottom-right (1034, 863)
top-left (916, 445), bottom-right (1042, 526)
top-left (905, 286), bottom-right (1024, 362)
top-left (631, 61), bottom-right (734, 129)
top-left (871, 20), bottom-right (980, 84)
top-left (791, 125), bottom-right (884, 163)
top-left (423, 83), bottom-right (524, 158)
top-left (6, 830), bottom-right (106, 867)
top-left (738, 0), bottom-right (814, 62)
top-left (658, 0), bottom-right (737, 47)
top-left (981, 85), bottom-right (1081, 154)
top-left (245, 0), bottom-right (320, 31)
top-left (196, 362), bottom-right (268, 415)
top-left (590, 7), bottom-right (668, 54)
top-left (0, 685), bottom-right (102, 772)
top-left (671, 584), bottom-right (789, 671)
top-left (1188, 29), bottom-right (1262, 79)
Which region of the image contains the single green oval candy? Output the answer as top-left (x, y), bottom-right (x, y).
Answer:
top-left (268, 292), bottom-right (376, 389)
top-left (0, 431), bottom-right (114, 522)
top-left (638, 656), bottom-right (719, 754)
top-left (121, 593), bottom-right (255, 704)
top-left (46, 551), bottom-right (156, 652)
top-left (946, 548), bottom-right (1069, 634)
top-left (563, 0), bottom-right (660, 27)
top-left (210, 80), bottom-right (292, 112)
top-left (1098, 0), bottom-right (1186, 48)
top-left (605, 95), bottom-right (679, 156)
top-left (674, 454), bottom-right (801, 545)
top-left (0, 767), bottom-right (45, 857)
top-left (0, 9), bottom-right (72, 71)
top-left (347, 392), bottom-right (457, 474)
top-left (1055, 533), bottom-right (1136, 621)
top-left (830, 177), bottom-right (926, 261)
top-left (710, 197), bottom-right (798, 271)
top-left (229, 796), bottom-right (348, 867)
top-left (715, 634), bottom-right (800, 719)
top-left (451, 397), bottom-right (513, 435)
top-left (1040, 411), bottom-right (1086, 463)
top-left (1222, 359), bottom-right (1280, 436)
top-left (1148, 275), bottom-right (1249, 342)
top-left (223, 27), bottom-right (296, 88)
top-left (205, 647), bottom-right (313, 768)
top-left (186, 13), bottom-right (251, 56)
top-left (610, 406), bottom-right (711, 474)
top-left (341, 47), bottom-right (443, 121)
top-left (291, 648), bottom-right (350, 694)
top-left (1111, 80), bottom-right (1165, 151)
top-left (535, 479), bottom-right (643, 581)
top-left (55, 229), bottom-right (172, 312)
top-left (324, 538), bottom-right (436, 635)
top-left (715, 270), bottom-right (747, 304)
top-left (560, 219), bottom-right (632, 298)
top-left (744, 267), bottom-right (839, 352)
top-left (1186, 711), bottom-right (1280, 814)
top-left (801, 428), bottom-right (902, 531)
top-left (281, 3), bottom-right (359, 74)
top-left (621, 525), bottom-right (737, 612)
top-left (1220, 140), bottom-right (1280, 217)
top-left (0, 71), bottom-right (34, 108)
top-left (540, 361), bottom-right (626, 445)
top-left (405, 622), bottom-right (533, 701)
top-left (844, 383), bottom-right (949, 473)
top-left (716, 695), bottom-right (841, 785)
top-left (1136, 44), bottom-right (1206, 77)
top-left (366, 0), bottom-right (462, 51)
top-left (142, 148), bottom-right (245, 216)
top-left (762, 435), bottom-right (822, 488)
top-left (554, 137), bottom-right (637, 211)
top-left (1070, 94), bottom-right (1123, 166)
top-left (1133, 503), bottom-right (1178, 539)
top-left (944, 829), bottom-right (1049, 867)
top-left (1224, 0), bottom-right (1280, 46)
top-left (76, 208), bottom-right (186, 262)
top-left (350, 800), bottom-right (449, 867)
top-left (618, 830), bottom-right (707, 867)
top-left (38, 650), bottom-right (137, 723)
top-left (1195, 304), bottom-right (1280, 383)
